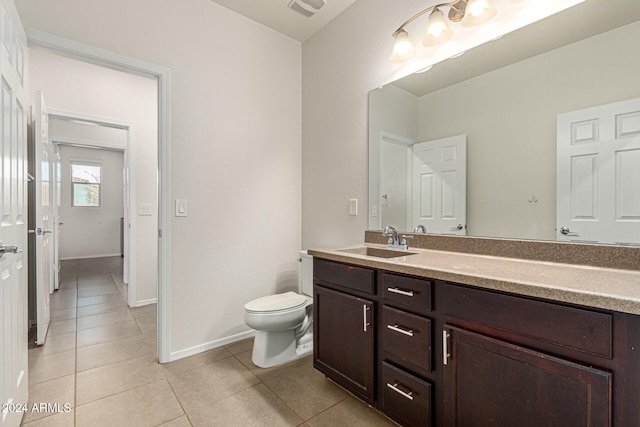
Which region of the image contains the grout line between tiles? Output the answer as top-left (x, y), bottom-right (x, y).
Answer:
top-left (164, 378), bottom-right (193, 426)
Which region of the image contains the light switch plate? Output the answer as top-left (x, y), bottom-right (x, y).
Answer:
top-left (138, 203), bottom-right (152, 216)
top-left (175, 199), bottom-right (188, 217)
top-left (349, 198), bottom-right (358, 216)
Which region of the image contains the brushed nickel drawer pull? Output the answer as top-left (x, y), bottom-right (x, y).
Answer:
top-left (387, 382), bottom-right (414, 401)
top-left (387, 324), bottom-right (414, 337)
top-left (387, 287), bottom-right (414, 297)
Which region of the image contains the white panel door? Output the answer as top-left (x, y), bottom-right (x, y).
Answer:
top-left (557, 98), bottom-right (640, 245)
top-left (34, 91), bottom-right (52, 344)
top-left (411, 135), bottom-right (467, 234)
top-left (0, 0), bottom-right (28, 424)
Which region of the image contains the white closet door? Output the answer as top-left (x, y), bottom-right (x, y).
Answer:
top-left (557, 98), bottom-right (640, 245)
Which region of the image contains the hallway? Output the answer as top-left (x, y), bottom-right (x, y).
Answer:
top-left (22, 257), bottom-right (395, 426)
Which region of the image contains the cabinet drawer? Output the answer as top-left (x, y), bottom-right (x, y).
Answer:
top-left (444, 285), bottom-right (613, 359)
top-left (382, 306), bottom-right (431, 372)
top-left (382, 273), bottom-right (432, 312)
top-left (381, 362), bottom-right (432, 427)
top-left (314, 259), bottom-right (375, 295)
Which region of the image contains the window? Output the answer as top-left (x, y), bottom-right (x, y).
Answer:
top-left (71, 161), bottom-right (102, 207)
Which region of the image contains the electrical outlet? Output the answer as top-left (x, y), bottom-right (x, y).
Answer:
top-left (349, 198), bottom-right (358, 216)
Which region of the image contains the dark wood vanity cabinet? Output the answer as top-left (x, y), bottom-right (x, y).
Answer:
top-left (313, 260), bottom-right (376, 403)
top-left (443, 326), bottom-right (611, 427)
top-left (313, 258), bottom-right (640, 427)
top-left (441, 284), bottom-right (640, 427)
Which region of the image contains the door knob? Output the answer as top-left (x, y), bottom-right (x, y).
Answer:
top-left (27, 227), bottom-right (52, 235)
top-left (559, 226), bottom-right (579, 236)
top-left (0, 245), bottom-right (22, 258)
top-left (450, 224), bottom-right (463, 231)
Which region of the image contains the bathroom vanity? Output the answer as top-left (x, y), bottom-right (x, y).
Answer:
top-left (309, 237), bottom-right (640, 427)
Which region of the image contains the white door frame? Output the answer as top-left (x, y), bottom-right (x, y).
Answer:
top-left (48, 109), bottom-right (135, 297)
top-left (24, 29), bottom-right (172, 363)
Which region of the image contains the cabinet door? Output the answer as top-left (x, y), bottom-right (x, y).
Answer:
top-left (314, 285), bottom-right (375, 403)
top-left (444, 326), bottom-right (611, 427)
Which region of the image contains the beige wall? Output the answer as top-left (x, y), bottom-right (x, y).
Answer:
top-left (302, 0), bottom-right (427, 249)
top-left (58, 145), bottom-right (124, 259)
top-left (16, 0), bottom-right (302, 357)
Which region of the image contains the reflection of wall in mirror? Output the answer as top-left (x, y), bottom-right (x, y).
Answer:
top-left (368, 84), bottom-right (417, 230)
top-left (416, 21), bottom-right (640, 241)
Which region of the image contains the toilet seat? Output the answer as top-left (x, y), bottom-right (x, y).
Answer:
top-left (244, 291), bottom-right (308, 313)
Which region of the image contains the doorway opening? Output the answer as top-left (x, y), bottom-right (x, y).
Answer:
top-left (49, 111), bottom-right (137, 305)
top-left (26, 30), bottom-right (172, 362)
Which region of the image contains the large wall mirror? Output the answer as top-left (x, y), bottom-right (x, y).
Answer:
top-left (368, 0), bottom-right (640, 245)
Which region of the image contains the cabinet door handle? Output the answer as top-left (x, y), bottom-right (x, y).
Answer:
top-left (387, 287), bottom-right (414, 297)
top-left (386, 382), bottom-right (414, 401)
top-left (387, 324), bottom-right (414, 337)
top-left (363, 304), bottom-right (371, 332)
top-left (443, 330), bottom-right (451, 366)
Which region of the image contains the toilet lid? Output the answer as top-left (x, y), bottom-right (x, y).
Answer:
top-left (245, 291), bottom-right (307, 313)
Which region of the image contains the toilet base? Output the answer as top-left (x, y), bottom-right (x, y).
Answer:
top-left (251, 329), bottom-right (313, 368)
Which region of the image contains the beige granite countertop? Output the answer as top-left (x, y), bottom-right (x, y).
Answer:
top-left (308, 243), bottom-right (640, 315)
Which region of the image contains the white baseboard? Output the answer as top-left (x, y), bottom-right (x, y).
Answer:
top-left (130, 298), bottom-right (157, 308)
top-left (61, 253), bottom-right (122, 261)
top-left (168, 330), bottom-right (256, 363)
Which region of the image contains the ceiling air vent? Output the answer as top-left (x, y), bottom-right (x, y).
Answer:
top-left (288, 0), bottom-right (326, 17)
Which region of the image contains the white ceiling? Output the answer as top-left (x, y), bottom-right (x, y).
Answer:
top-left (210, 0), bottom-right (358, 42)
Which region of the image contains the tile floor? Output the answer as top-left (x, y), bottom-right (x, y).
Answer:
top-left (22, 257), bottom-right (397, 426)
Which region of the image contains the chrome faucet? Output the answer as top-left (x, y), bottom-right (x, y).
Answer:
top-left (382, 225), bottom-right (399, 246)
top-left (414, 224), bottom-right (427, 233)
top-left (383, 226), bottom-right (414, 250)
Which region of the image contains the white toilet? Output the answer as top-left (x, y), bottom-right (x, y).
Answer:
top-left (244, 251), bottom-right (313, 368)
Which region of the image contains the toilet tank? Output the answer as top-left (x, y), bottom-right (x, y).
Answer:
top-left (299, 250), bottom-right (313, 296)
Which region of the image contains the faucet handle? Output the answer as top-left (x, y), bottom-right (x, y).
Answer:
top-left (400, 235), bottom-right (414, 249)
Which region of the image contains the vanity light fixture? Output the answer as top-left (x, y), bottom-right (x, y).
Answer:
top-left (389, 29), bottom-right (417, 63)
top-left (415, 65), bottom-right (434, 74)
top-left (390, 0), bottom-right (497, 64)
